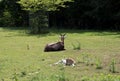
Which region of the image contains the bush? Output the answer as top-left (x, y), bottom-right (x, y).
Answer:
top-left (29, 10), bottom-right (49, 34)
top-left (109, 58), bottom-right (116, 73)
top-left (72, 41), bottom-right (81, 50)
top-left (0, 10), bottom-right (15, 27)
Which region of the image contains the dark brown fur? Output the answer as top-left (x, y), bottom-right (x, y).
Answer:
top-left (66, 58), bottom-right (75, 66)
top-left (44, 34), bottom-right (66, 52)
top-left (44, 42), bottom-right (65, 52)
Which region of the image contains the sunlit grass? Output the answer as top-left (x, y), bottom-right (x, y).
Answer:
top-left (0, 27), bottom-right (120, 81)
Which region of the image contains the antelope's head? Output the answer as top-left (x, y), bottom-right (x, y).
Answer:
top-left (59, 33), bottom-right (66, 44)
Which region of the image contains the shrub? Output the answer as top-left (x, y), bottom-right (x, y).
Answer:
top-left (0, 10), bottom-right (15, 27)
top-left (109, 58), bottom-right (116, 73)
top-left (95, 58), bottom-right (102, 69)
top-left (72, 41), bottom-right (81, 50)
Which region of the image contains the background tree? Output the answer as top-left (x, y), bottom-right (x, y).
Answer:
top-left (0, 0), bottom-right (120, 31)
top-left (50, 0), bottom-right (120, 30)
top-left (0, 0), bottom-right (28, 27)
top-left (18, 0), bottom-right (74, 34)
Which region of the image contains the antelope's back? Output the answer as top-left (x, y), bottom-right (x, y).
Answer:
top-left (44, 42), bottom-right (64, 52)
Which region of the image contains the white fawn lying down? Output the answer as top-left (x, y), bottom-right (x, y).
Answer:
top-left (54, 58), bottom-right (75, 66)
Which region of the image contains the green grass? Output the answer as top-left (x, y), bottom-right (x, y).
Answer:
top-left (0, 27), bottom-right (120, 81)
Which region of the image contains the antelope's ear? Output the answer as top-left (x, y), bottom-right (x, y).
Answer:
top-left (64, 35), bottom-right (67, 38)
top-left (59, 35), bottom-right (66, 38)
top-left (59, 33), bottom-right (66, 36)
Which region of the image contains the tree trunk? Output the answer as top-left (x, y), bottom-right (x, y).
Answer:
top-left (29, 10), bottom-right (49, 34)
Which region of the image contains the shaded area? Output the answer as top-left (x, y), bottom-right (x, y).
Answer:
top-left (0, 0), bottom-right (120, 31)
top-left (0, 27), bottom-right (120, 38)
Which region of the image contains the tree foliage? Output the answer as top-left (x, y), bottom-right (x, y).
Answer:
top-left (18, 0), bottom-right (74, 34)
top-left (0, 0), bottom-right (28, 27)
top-left (0, 0), bottom-right (120, 31)
top-left (50, 0), bottom-right (120, 30)
top-left (18, 0), bottom-right (74, 12)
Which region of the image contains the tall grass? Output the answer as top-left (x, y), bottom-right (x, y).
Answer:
top-left (95, 58), bottom-right (102, 69)
top-left (81, 74), bottom-right (120, 81)
top-left (109, 58), bottom-right (116, 73)
top-left (71, 41), bottom-right (81, 50)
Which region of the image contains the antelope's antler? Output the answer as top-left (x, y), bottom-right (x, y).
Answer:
top-left (60, 33), bottom-right (62, 36)
top-left (63, 33), bottom-right (66, 36)
top-left (60, 33), bottom-right (66, 36)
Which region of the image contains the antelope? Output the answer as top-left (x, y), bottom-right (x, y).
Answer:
top-left (54, 58), bottom-right (75, 67)
top-left (44, 34), bottom-right (66, 52)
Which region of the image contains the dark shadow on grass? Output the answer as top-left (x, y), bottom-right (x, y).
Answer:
top-left (0, 27), bottom-right (54, 37)
top-left (0, 26), bottom-right (27, 31)
top-left (44, 49), bottom-right (66, 52)
top-left (1, 27), bottom-right (120, 38)
top-left (49, 28), bottom-right (120, 37)
top-left (91, 31), bottom-right (120, 36)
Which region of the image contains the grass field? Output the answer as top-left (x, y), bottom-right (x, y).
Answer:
top-left (0, 27), bottom-right (120, 81)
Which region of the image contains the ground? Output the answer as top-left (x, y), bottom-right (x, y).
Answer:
top-left (0, 27), bottom-right (120, 81)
